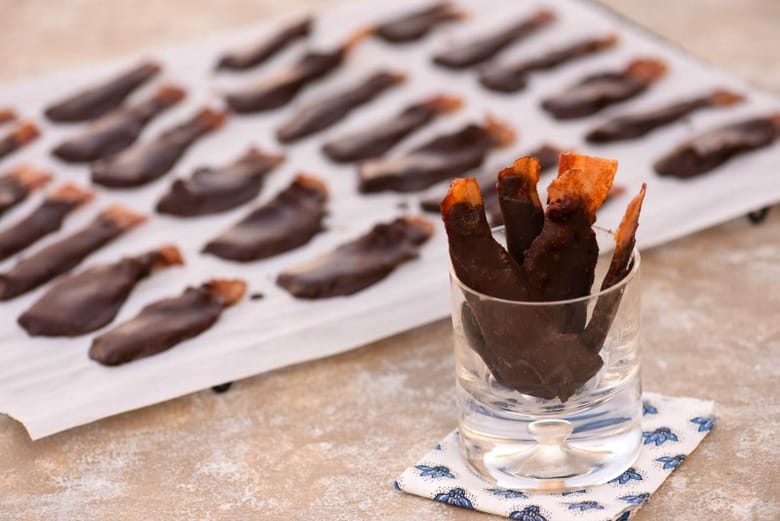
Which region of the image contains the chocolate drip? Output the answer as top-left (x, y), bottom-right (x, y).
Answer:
top-left (0, 205), bottom-right (146, 300)
top-left (204, 175), bottom-right (328, 262)
top-left (225, 29), bottom-right (368, 113)
top-left (19, 245), bottom-right (183, 337)
top-left (322, 95), bottom-right (461, 163)
top-left (541, 58), bottom-right (667, 120)
top-left (419, 143), bottom-right (560, 220)
top-left (433, 10), bottom-right (554, 69)
top-left (0, 166), bottom-right (51, 218)
top-left (52, 85), bottom-right (187, 163)
top-left (89, 278), bottom-right (246, 366)
top-left (0, 184), bottom-right (93, 261)
top-left (276, 71), bottom-right (405, 143)
top-left (156, 148), bottom-right (284, 217)
top-left (91, 108), bottom-right (226, 188)
top-left (277, 216), bottom-right (432, 299)
top-left (216, 17), bottom-right (313, 71)
top-left (654, 115), bottom-right (780, 179)
top-left (480, 35), bottom-right (618, 93)
top-left (44, 62), bottom-right (161, 123)
top-left (0, 122), bottom-right (40, 161)
top-left (359, 119), bottom-right (514, 193)
top-left (374, 3), bottom-right (462, 43)
top-left (586, 89), bottom-right (744, 143)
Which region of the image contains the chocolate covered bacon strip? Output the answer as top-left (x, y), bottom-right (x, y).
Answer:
top-left (0, 165), bottom-right (51, 218)
top-left (52, 84), bottom-right (187, 163)
top-left (91, 107), bottom-right (226, 188)
top-left (497, 157), bottom-right (544, 265)
top-left (441, 178), bottom-right (529, 300)
top-left (0, 183), bottom-right (93, 262)
top-left (584, 184), bottom-right (646, 351)
top-left (419, 143), bottom-right (561, 224)
top-left (480, 34), bottom-right (618, 93)
top-left (523, 153), bottom-right (617, 305)
top-left (216, 16), bottom-right (313, 71)
top-left (587, 89), bottom-right (744, 143)
top-left (44, 61), bottom-right (161, 123)
top-left (323, 95), bottom-right (462, 163)
top-left (654, 114), bottom-right (780, 179)
top-left (225, 28), bottom-right (369, 113)
top-left (0, 122), bottom-right (40, 162)
top-left (89, 278), bottom-right (246, 366)
top-left (157, 148), bottom-right (284, 216)
top-left (0, 205), bottom-right (146, 300)
top-left (204, 174), bottom-right (328, 262)
top-left (276, 71), bottom-right (405, 143)
top-left (358, 117), bottom-right (515, 193)
top-left (433, 9), bottom-right (554, 69)
top-left (373, 2), bottom-right (463, 43)
top-left (541, 58), bottom-right (667, 120)
top-left (277, 216), bottom-right (432, 299)
top-left (19, 245), bottom-right (183, 337)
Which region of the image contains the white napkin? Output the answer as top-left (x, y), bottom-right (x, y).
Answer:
top-left (395, 392), bottom-right (715, 520)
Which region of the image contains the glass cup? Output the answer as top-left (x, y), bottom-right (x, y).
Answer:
top-left (450, 226), bottom-right (641, 491)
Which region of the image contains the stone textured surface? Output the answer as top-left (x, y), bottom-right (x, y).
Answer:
top-left (0, 1), bottom-right (778, 520)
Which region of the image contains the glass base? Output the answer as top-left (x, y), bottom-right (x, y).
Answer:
top-left (460, 419), bottom-right (641, 491)
top-left (457, 373), bottom-right (642, 492)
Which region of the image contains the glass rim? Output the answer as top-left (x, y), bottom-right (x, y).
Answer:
top-left (449, 225), bottom-right (641, 306)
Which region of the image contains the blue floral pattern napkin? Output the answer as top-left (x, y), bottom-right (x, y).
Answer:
top-left (395, 393), bottom-right (715, 520)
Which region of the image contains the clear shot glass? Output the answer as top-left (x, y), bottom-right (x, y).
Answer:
top-left (450, 226), bottom-right (641, 491)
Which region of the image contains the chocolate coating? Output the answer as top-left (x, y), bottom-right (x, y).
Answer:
top-left (224, 29), bottom-right (370, 114)
top-left (52, 85), bottom-right (186, 163)
top-left (276, 71), bottom-right (404, 143)
top-left (322, 95), bottom-right (461, 163)
top-left (44, 62), bottom-right (161, 123)
top-left (277, 216), bottom-right (432, 299)
top-left (497, 158), bottom-right (544, 265)
top-left (0, 206), bottom-right (145, 300)
top-left (203, 175), bottom-right (328, 262)
top-left (433, 10), bottom-right (554, 69)
top-left (0, 186), bottom-right (92, 262)
top-left (359, 121), bottom-right (512, 193)
top-left (0, 176), bottom-right (30, 218)
top-left (541, 59), bottom-right (667, 120)
top-left (216, 17), bottom-right (312, 71)
top-left (480, 35), bottom-right (617, 93)
top-left (654, 115), bottom-right (780, 179)
top-left (374, 3), bottom-right (461, 43)
top-left (89, 279), bottom-right (245, 366)
top-left (0, 122), bottom-right (40, 161)
top-left (91, 108), bottom-right (226, 188)
top-left (18, 246), bottom-right (181, 337)
top-left (156, 148), bottom-right (283, 217)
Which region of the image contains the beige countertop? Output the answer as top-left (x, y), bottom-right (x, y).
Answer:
top-left (1, 1), bottom-right (778, 519)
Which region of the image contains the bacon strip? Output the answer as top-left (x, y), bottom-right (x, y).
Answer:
top-left (216, 17), bottom-right (313, 71)
top-left (0, 183), bottom-right (93, 261)
top-left (277, 216), bottom-right (432, 298)
top-left (52, 84), bottom-right (187, 163)
top-left (203, 174), bottom-right (328, 262)
top-left (44, 61), bottom-right (161, 122)
top-left (19, 245), bottom-right (183, 337)
top-left (0, 205), bottom-right (146, 300)
top-left (89, 278), bottom-right (246, 366)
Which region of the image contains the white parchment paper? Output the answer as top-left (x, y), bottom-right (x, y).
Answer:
top-left (0, 0), bottom-right (777, 439)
